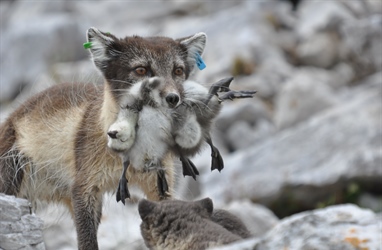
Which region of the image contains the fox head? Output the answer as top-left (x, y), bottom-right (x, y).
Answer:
top-left (86, 27), bottom-right (206, 108)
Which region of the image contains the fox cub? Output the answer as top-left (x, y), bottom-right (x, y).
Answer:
top-left (0, 27), bottom-right (207, 250)
top-left (138, 198), bottom-right (251, 250)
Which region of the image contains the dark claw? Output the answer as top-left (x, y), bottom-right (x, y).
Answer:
top-left (206, 77), bottom-right (235, 104)
top-left (157, 169), bottom-right (169, 199)
top-left (209, 77), bottom-right (235, 95)
top-left (211, 145), bottom-right (224, 172)
top-left (206, 136), bottom-right (224, 172)
top-left (116, 160), bottom-right (131, 205)
top-left (180, 156), bottom-right (199, 180)
top-left (219, 90), bottom-right (257, 101)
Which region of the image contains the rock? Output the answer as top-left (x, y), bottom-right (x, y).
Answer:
top-left (274, 67), bottom-right (338, 129)
top-left (237, 57), bottom-right (294, 100)
top-left (341, 15), bottom-right (382, 78)
top-left (215, 99), bottom-right (271, 133)
top-left (220, 200), bottom-right (279, 238)
top-left (0, 193), bottom-right (45, 250)
top-left (358, 193), bottom-right (382, 213)
top-left (296, 31), bottom-right (342, 68)
top-left (161, 1), bottom-right (287, 84)
top-left (201, 78), bottom-right (381, 211)
top-left (42, 194), bottom-right (145, 250)
top-left (331, 62), bottom-right (355, 88)
top-left (211, 204), bottom-right (381, 250)
top-left (227, 119), bottom-right (275, 151)
top-left (226, 121), bottom-right (257, 151)
top-left (0, 14), bottom-right (88, 103)
top-left (51, 60), bottom-right (103, 85)
top-left (296, 0), bottom-right (355, 38)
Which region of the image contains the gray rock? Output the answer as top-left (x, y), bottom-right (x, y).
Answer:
top-left (215, 99), bottom-right (271, 133)
top-left (51, 60), bottom-right (103, 85)
top-left (220, 200), bottom-right (279, 238)
top-left (358, 193), bottom-right (382, 213)
top-left (274, 68), bottom-right (338, 129)
top-left (0, 193), bottom-right (45, 250)
top-left (42, 194), bottom-right (145, 250)
top-left (296, 31), bottom-right (342, 68)
top-left (211, 204), bottom-right (381, 250)
top-left (227, 119), bottom-right (275, 151)
top-left (201, 79), bottom-right (381, 208)
top-left (237, 57), bottom-right (294, 100)
top-left (331, 62), bottom-right (355, 89)
top-left (296, 0), bottom-right (355, 38)
top-left (0, 14), bottom-right (88, 103)
top-left (341, 15), bottom-right (382, 74)
top-left (227, 121), bottom-right (257, 151)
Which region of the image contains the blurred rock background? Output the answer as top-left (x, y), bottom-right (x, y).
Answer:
top-left (0, 0), bottom-right (381, 249)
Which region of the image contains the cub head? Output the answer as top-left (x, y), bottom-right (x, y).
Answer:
top-left (86, 27), bottom-right (207, 108)
top-left (138, 198), bottom-right (213, 248)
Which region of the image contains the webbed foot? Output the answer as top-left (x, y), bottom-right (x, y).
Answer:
top-left (210, 145), bottom-right (224, 172)
top-left (116, 160), bottom-right (131, 205)
top-left (206, 77), bottom-right (235, 104)
top-left (180, 156), bottom-right (200, 180)
top-left (206, 137), bottom-right (224, 172)
top-left (219, 90), bottom-right (257, 101)
top-left (209, 77), bottom-right (235, 95)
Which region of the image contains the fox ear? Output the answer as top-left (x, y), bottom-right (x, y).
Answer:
top-left (86, 27), bottom-right (121, 71)
top-left (195, 197), bottom-right (213, 215)
top-left (138, 199), bottom-right (157, 220)
top-left (178, 32), bottom-right (207, 72)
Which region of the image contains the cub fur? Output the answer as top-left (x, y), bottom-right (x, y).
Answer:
top-left (138, 198), bottom-right (250, 250)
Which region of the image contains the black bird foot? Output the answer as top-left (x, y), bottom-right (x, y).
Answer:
top-left (209, 77), bottom-right (235, 95)
top-left (220, 90), bottom-right (257, 101)
top-left (205, 77), bottom-right (235, 104)
top-left (116, 176), bottom-right (130, 205)
top-left (116, 160), bottom-right (131, 205)
top-left (180, 156), bottom-right (200, 180)
top-left (211, 145), bottom-right (224, 172)
top-left (157, 169), bottom-right (170, 199)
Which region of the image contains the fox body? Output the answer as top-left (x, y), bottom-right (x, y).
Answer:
top-left (138, 198), bottom-right (249, 250)
top-left (0, 27), bottom-right (207, 250)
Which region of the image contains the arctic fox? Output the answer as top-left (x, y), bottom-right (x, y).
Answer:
top-left (0, 27), bottom-right (207, 250)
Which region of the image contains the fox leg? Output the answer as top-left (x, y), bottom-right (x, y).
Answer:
top-left (71, 180), bottom-right (103, 250)
top-left (0, 124), bottom-right (24, 196)
top-left (0, 149), bottom-right (25, 196)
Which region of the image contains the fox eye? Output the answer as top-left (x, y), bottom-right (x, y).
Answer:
top-left (174, 67), bottom-right (184, 76)
top-left (135, 67), bottom-right (147, 76)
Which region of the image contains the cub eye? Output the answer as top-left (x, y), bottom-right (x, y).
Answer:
top-left (174, 67), bottom-right (184, 76)
top-left (135, 67), bottom-right (147, 76)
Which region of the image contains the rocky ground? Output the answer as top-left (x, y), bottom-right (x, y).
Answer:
top-left (0, 0), bottom-right (381, 249)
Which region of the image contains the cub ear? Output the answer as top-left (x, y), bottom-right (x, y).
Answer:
top-left (178, 32), bottom-right (207, 73)
top-left (195, 197), bottom-right (213, 215)
top-left (138, 199), bottom-right (157, 220)
top-left (86, 27), bottom-right (121, 71)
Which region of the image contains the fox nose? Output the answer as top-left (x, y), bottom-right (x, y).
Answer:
top-left (107, 131), bottom-right (118, 139)
top-left (166, 93), bottom-right (180, 107)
